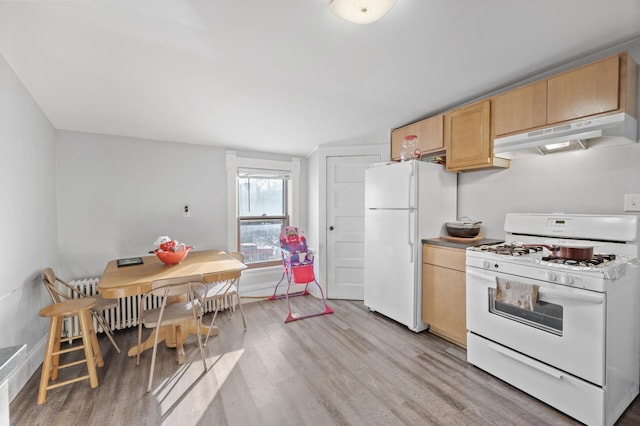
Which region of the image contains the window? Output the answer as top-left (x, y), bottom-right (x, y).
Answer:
top-left (237, 170), bottom-right (289, 267)
top-left (226, 152), bottom-right (300, 269)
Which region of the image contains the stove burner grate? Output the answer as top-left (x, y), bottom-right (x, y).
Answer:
top-left (475, 244), bottom-right (543, 256)
top-left (541, 254), bottom-right (616, 267)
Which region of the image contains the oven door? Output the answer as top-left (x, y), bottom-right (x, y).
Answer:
top-left (466, 267), bottom-right (605, 385)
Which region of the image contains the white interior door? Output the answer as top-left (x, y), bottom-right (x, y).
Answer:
top-left (327, 155), bottom-right (380, 299)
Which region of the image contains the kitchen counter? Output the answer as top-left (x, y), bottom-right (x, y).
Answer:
top-left (0, 345), bottom-right (26, 385)
top-left (421, 237), bottom-right (502, 348)
top-left (422, 237), bottom-right (503, 250)
top-left (1, 344), bottom-right (26, 424)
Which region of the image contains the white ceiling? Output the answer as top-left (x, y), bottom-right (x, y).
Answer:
top-left (1, 1), bottom-right (640, 156)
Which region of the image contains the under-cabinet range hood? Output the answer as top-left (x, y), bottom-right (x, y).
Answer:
top-left (494, 112), bottom-right (638, 158)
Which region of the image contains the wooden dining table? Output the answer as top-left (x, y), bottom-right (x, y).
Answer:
top-left (97, 249), bottom-right (246, 362)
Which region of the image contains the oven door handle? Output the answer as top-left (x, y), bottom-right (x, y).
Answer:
top-left (541, 288), bottom-right (603, 304)
top-left (488, 343), bottom-right (564, 380)
top-left (467, 269), bottom-right (604, 304)
top-left (466, 269), bottom-right (497, 285)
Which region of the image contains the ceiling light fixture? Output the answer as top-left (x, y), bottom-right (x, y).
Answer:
top-left (329, 0), bottom-right (397, 24)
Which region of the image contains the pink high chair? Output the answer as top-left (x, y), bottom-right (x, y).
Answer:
top-left (268, 226), bottom-right (333, 323)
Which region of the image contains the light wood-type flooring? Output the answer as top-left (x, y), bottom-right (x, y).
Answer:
top-left (10, 298), bottom-right (640, 425)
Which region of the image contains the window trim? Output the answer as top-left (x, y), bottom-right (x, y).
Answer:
top-left (226, 151), bottom-right (300, 268)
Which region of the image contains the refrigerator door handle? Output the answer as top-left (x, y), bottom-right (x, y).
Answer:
top-left (408, 209), bottom-right (415, 263)
top-left (409, 161), bottom-right (416, 209)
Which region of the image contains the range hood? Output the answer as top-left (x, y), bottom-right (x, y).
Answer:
top-left (494, 112), bottom-right (638, 158)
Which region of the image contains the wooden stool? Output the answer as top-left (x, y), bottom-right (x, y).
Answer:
top-left (37, 298), bottom-right (104, 404)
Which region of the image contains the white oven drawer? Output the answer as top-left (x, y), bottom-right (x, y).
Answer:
top-left (466, 267), bottom-right (605, 385)
top-left (467, 333), bottom-right (604, 426)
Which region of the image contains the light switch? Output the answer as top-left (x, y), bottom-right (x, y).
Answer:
top-left (183, 204), bottom-right (191, 217)
top-left (624, 194), bottom-right (640, 212)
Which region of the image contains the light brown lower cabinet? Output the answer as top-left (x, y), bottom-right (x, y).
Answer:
top-left (422, 245), bottom-right (466, 348)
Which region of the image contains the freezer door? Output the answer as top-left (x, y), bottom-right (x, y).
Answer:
top-left (365, 161), bottom-right (415, 209)
top-left (364, 208), bottom-right (423, 331)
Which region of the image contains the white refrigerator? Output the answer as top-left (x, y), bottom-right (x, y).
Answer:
top-left (364, 160), bottom-right (457, 332)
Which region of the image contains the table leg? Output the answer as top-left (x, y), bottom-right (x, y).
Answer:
top-left (165, 321), bottom-right (218, 346)
top-left (128, 321), bottom-right (218, 363)
top-left (175, 325), bottom-right (185, 364)
top-left (196, 323), bottom-right (218, 339)
top-left (128, 326), bottom-right (170, 358)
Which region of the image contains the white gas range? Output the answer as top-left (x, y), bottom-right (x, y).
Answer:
top-left (465, 213), bottom-right (640, 426)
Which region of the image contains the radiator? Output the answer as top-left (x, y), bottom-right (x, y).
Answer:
top-left (63, 277), bottom-right (233, 338)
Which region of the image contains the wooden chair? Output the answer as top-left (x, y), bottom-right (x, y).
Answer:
top-left (200, 252), bottom-right (247, 346)
top-left (37, 298), bottom-right (104, 404)
top-left (42, 268), bottom-right (121, 353)
top-left (136, 274), bottom-right (208, 392)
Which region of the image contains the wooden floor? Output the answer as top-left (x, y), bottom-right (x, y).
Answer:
top-left (11, 297), bottom-right (640, 425)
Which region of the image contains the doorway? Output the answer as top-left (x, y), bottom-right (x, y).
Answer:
top-left (326, 154), bottom-right (381, 299)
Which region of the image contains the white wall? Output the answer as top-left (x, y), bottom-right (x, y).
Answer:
top-left (57, 133), bottom-right (310, 296)
top-left (56, 131), bottom-right (229, 278)
top-left (458, 143), bottom-right (640, 238)
top-left (0, 53), bottom-right (58, 401)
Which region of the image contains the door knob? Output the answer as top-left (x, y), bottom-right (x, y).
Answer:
top-left (329, 226), bottom-right (334, 231)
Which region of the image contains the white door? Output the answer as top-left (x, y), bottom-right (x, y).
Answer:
top-left (327, 155), bottom-right (380, 300)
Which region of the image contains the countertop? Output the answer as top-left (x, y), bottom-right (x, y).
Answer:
top-left (422, 237), bottom-right (504, 250)
top-left (0, 344), bottom-right (26, 384)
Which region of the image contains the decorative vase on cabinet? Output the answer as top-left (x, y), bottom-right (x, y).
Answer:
top-left (391, 115), bottom-right (444, 161)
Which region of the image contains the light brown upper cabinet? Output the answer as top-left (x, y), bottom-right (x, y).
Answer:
top-left (493, 52), bottom-right (637, 137)
top-left (391, 115), bottom-right (444, 161)
top-left (444, 99), bottom-right (509, 172)
top-left (492, 80), bottom-right (548, 137)
top-left (547, 54), bottom-right (624, 124)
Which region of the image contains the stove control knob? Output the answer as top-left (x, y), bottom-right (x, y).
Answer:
top-left (560, 274), bottom-right (574, 285)
top-left (545, 271), bottom-right (558, 281)
top-left (481, 261), bottom-right (491, 269)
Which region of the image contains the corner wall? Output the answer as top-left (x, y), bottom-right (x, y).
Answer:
top-left (0, 53), bottom-right (58, 402)
top-left (56, 131), bottom-right (229, 279)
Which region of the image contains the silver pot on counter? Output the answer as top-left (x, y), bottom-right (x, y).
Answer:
top-left (445, 218), bottom-right (482, 238)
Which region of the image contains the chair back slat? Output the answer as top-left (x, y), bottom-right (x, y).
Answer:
top-left (149, 274), bottom-right (205, 298)
top-left (42, 267), bottom-right (86, 302)
top-left (42, 268), bottom-right (71, 303)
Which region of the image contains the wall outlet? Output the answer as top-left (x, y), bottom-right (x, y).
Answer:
top-left (624, 194), bottom-right (640, 212)
top-left (183, 204), bottom-right (191, 217)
